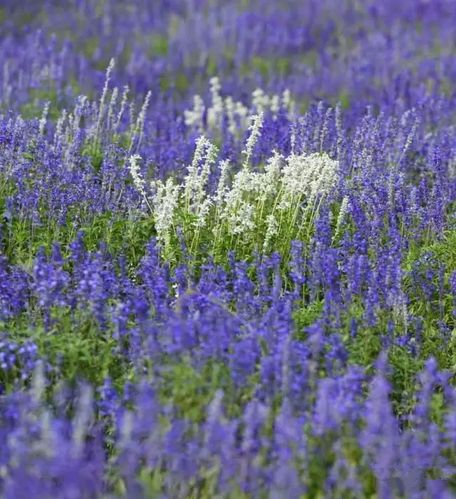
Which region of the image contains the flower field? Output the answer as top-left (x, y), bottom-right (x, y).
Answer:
top-left (1, 1), bottom-right (456, 497)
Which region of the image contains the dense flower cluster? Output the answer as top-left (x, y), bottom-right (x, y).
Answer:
top-left (0, 1), bottom-right (456, 497)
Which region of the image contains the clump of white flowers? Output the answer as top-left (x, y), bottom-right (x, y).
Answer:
top-left (184, 77), bottom-right (295, 138)
top-left (280, 152), bottom-right (339, 212)
top-left (216, 149), bottom-right (338, 242)
top-left (252, 88), bottom-right (292, 115)
top-left (128, 154), bottom-right (181, 253)
top-left (128, 112), bottom-right (339, 257)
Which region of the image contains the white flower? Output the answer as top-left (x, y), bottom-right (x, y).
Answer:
top-left (39, 101), bottom-right (50, 135)
top-left (131, 90), bottom-right (152, 151)
top-left (270, 95), bottom-right (280, 115)
top-left (128, 154), bottom-right (146, 197)
top-left (184, 94), bottom-right (205, 131)
top-left (224, 97), bottom-right (237, 135)
top-left (263, 214), bottom-right (279, 251)
top-left (235, 101), bottom-right (249, 129)
top-left (114, 85), bottom-right (129, 131)
top-left (54, 109), bottom-right (67, 146)
top-left (184, 79), bottom-right (294, 136)
top-left (106, 86), bottom-right (119, 129)
top-left (259, 151), bottom-right (282, 201)
top-left (334, 196), bottom-right (350, 239)
top-left (194, 197), bottom-right (213, 229)
top-left (96, 58), bottom-right (115, 137)
top-left (151, 178), bottom-right (180, 247)
top-left (207, 76), bottom-right (224, 129)
top-left (225, 201), bottom-right (255, 235)
top-left (242, 113), bottom-right (263, 169)
top-left (282, 89), bottom-right (294, 113)
top-left (215, 159), bottom-right (231, 206)
top-left (281, 152), bottom-right (338, 204)
top-left (252, 88), bottom-right (269, 114)
top-left (184, 136), bottom-right (218, 211)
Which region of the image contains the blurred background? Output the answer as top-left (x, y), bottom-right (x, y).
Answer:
top-left (1, 0), bottom-right (455, 116)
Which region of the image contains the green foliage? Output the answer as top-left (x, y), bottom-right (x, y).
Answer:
top-left (293, 300), bottom-right (325, 337)
top-left (82, 140), bottom-right (104, 171)
top-left (160, 71), bottom-right (189, 93)
top-left (243, 55), bottom-right (292, 79)
top-left (2, 312), bottom-right (130, 389)
top-left (160, 359), bottom-right (233, 422)
top-left (2, 209), bottom-right (156, 269)
top-left (149, 34), bottom-right (169, 57)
